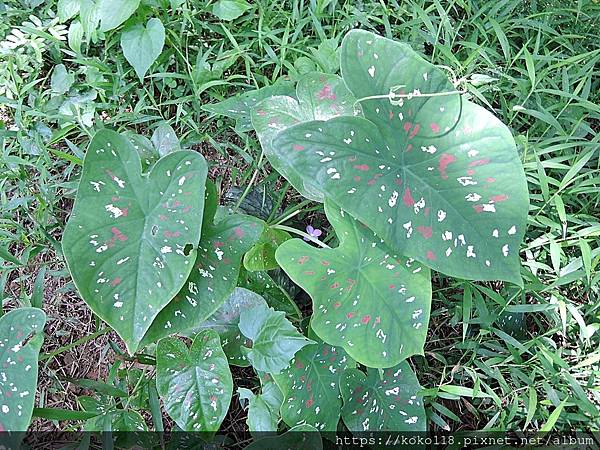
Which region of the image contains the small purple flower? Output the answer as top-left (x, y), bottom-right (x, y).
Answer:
top-left (304, 224), bottom-right (322, 241)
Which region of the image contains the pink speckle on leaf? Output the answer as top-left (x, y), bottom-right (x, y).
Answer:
top-left (292, 144), bottom-right (305, 151)
top-left (317, 84), bottom-right (336, 100)
top-left (164, 230), bottom-right (181, 238)
top-left (426, 250), bottom-right (436, 260)
top-left (361, 315), bottom-right (371, 324)
top-left (409, 123), bottom-right (421, 139)
top-left (354, 164), bottom-right (370, 171)
top-left (298, 256), bottom-right (309, 265)
top-left (346, 312), bottom-right (355, 319)
top-left (416, 226), bottom-right (433, 239)
top-left (403, 122), bottom-right (412, 133)
top-left (111, 227), bottom-right (128, 242)
top-left (110, 277), bottom-right (122, 287)
top-left (438, 153), bottom-right (457, 180)
top-left (402, 187), bottom-right (415, 207)
top-left (469, 158), bottom-right (490, 167)
top-left (430, 123), bottom-right (440, 133)
top-left (234, 226), bottom-right (245, 238)
top-left (490, 194), bottom-right (509, 202)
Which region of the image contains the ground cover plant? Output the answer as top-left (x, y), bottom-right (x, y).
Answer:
top-left (0, 0), bottom-right (599, 447)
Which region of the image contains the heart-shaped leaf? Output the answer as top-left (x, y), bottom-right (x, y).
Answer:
top-left (211, 0), bottom-right (251, 21)
top-left (121, 18), bottom-right (165, 80)
top-left (238, 303), bottom-right (312, 374)
top-left (272, 339), bottom-right (354, 431)
top-left (276, 200), bottom-right (431, 368)
top-left (252, 72), bottom-right (356, 201)
top-left (0, 308), bottom-right (46, 432)
top-left (203, 80), bottom-right (294, 132)
top-left (141, 214), bottom-right (263, 347)
top-left (269, 30), bottom-right (529, 284)
top-left (340, 362), bottom-right (426, 432)
top-left (151, 122), bottom-right (181, 158)
top-left (156, 331), bottom-right (232, 432)
top-left (193, 287), bottom-right (268, 366)
top-left (62, 130), bottom-right (207, 354)
top-left (238, 380), bottom-right (283, 433)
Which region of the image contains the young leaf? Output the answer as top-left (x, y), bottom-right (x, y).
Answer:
top-left (252, 72), bottom-right (356, 201)
top-left (272, 339), bottom-right (354, 431)
top-left (270, 30), bottom-right (529, 284)
top-left (211, 0), bottom-right (251, 21)
top-left (195, 287), bottom-right (269, 366)
top-left (238, 380), bottom-right (283, 433)
top-left (276, 200), bottom-right (431, 368)
top-left (238, 303), bottom-right (312, 374)
top-left (243, 227), bottom-right (291, 271)
top-left (0, 308), bottom-right (46, 431)
top-left (340, 362), bottom-right (426, 432)
top-left (156, 331), bottom-right (233, 432)
top-left (99, 0), bottom-right (140, 31)
top-left (140, 214), bottom-right (264, 346)
top-left (120, 18), bottom-right (165, 80)
top-left (151, 122), bottom-right (181, 158)
top-left (203, 80), bottom-right (294, 132)
top-left (51, 64), bottom-right (74, 95)
top-left (62, 130), bottom-right (207, 354)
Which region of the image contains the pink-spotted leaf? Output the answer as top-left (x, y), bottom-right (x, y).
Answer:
top-left (252, 72), bottom-right (357, 201)
top-left (238, 303), bottom-right (313, 374)
top-left (156, 330), bottom-right (232, 432)
top-left (62, 129), bottom-right (207, 354)
top-left (0, 308), bottom-right (46, 432)
top-left (270, 30), bottom-right (529, 284)
top-left (340, 362), bottom-right (425, 432)
top-left (276, 200), bottom-right (431, 368)
top-left (141, 214), bottom-right (263, 346)
top-left (272, 339), bottom-right (355, 431)
top-left (194, 287), bottom-right (268, 366)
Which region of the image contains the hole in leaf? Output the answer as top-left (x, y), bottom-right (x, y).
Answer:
top-left (151, 225), bottom-right (158, 236)
top-left (183, 243), bottom-right (193, 256)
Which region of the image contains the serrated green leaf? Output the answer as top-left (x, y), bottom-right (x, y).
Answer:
top-left (62, 130), bottom-right (207, 354)
top-left (238, 303), bottom-right (312, 374)
top-left (340, 362), bottom-right (426, 432)
top-left (121, 18), bottom-right (165, 80)
top-left (243, 227), bottom-right (290, 271)
top-left (156, 331), bottom-right (232, 432)
top-left (238, 380), bottom-right (283, 433)
top-left (0, 308), bottom-right (46, 431)
top-left (276, 200), bottom-right (431, 368)
top-left (252, 72), bottom-right (356, 201)
top-left (272, 339), bottom-right (354, 431)
top-left (203, 80), bottom-right (294, 132)
top-left (141, 214), bottom-right (263, 347)
top-left (269, 30), bottom-right (529, 284)
top-left (194, 287), bottom-right (269, 366)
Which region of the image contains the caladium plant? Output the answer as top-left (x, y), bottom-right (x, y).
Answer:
top-left (62, 130), bottom-right (207, 354)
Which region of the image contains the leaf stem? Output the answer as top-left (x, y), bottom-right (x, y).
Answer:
top-left (272, 224), bottom-right (331, 248)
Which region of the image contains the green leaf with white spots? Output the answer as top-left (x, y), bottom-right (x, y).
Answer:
top-left (193, 287), bottom-right (269, 366)
top-left (238, 380), bottom-right (283, 433)
top-left (252, 72), bottom-right (357, 201)
top-left (238, 303), bottom-right (313, 374)
top-left (62, 130), bottom-right (207, 354)
top-left (272, 339), bottom-right (354, 431)
top-left (340, 362), bottom-right (426, 432)
top-left (0, 308), bottom-right (46, 432)
top-left (244, 424), bottom-right (322, 450)
top-left (269, 30), bottom-right (529, 284)
top-left (203, 80), bottom-right (294, 132)
top-left (243, 227), bottom-right (291, 271)
top-left (156, 331), bottom-right (232, 432)
top-left (141, 214), bottom-right (264, 347)
top-left (276, 200), bottom-right (431, 368)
